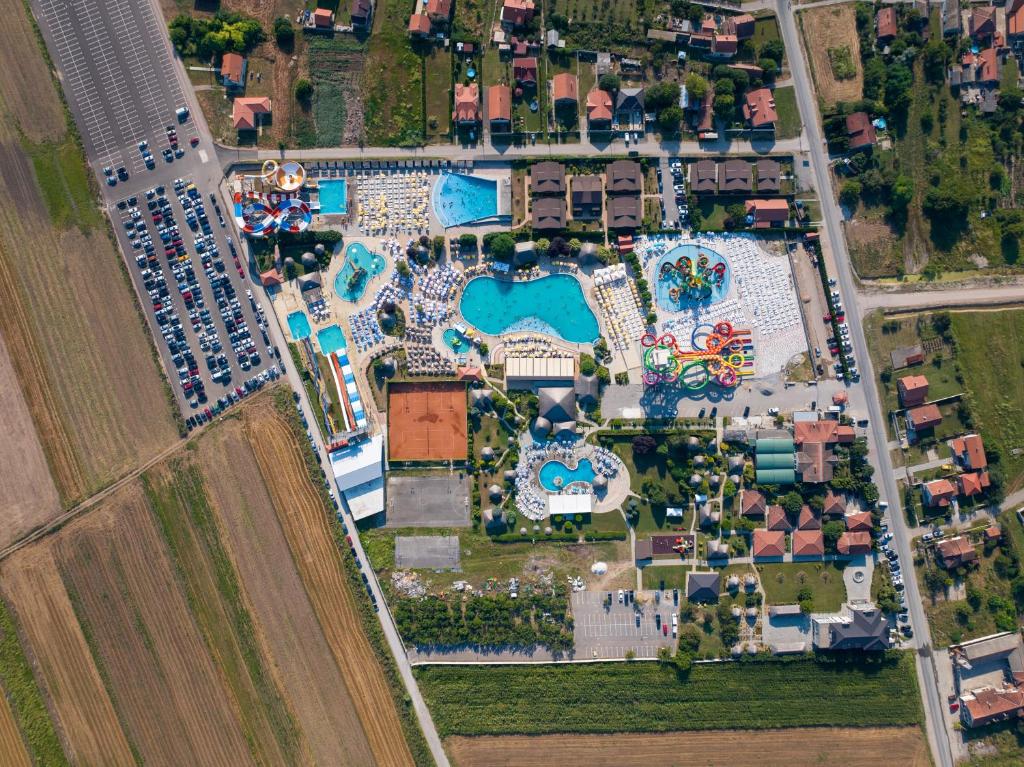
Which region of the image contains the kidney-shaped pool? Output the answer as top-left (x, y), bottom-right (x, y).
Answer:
top-left (459, 274), bottom-right (599, 343)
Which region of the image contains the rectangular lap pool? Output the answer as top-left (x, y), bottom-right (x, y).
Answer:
top-left (319, 179), bottom-right (348, 215)
top-left (317, 324), bottom-right (347, 355)
top-left (287, 311), bottom-right (311, 341)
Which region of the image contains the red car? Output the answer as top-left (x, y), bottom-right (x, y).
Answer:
top-left (662, 623), bottom-right (668, 636)
top-left (823, 313), bottom-right (832, 322)
top-left (190, 136), bottom-right (200, 147)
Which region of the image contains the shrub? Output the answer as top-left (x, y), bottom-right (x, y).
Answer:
top-left (273, 16), bottom-right (295, 50)
top-left (294, 78), bottom-right (313, 103)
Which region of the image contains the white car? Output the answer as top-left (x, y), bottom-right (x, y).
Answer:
top-left (767, 407), bottom-right (780, 415)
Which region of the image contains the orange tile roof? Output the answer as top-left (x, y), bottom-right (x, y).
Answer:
top-left (964, 686), bottom-right (1024, 726)
top-left (908, 404), bottom-right (942, 429)
top-left (798, 504), bottom-right (821, 531)
top-left (232, 97), bottom-right (272, 130)
top-left (793, 420), bottom-right (855, 445)
top-left (923, 478), bottom-right (957, 507)
top-left (586, 88), bottom-right (613, 122)
top-left (937, 536), bottom-right (978, 567)
top-left (1010, 0), bottom-right (1024, 37)
top-left (951, 434), bottom-right (987, 470)
top-left (823, 491), bottom-right (845, 517)
top-left (753, 529), bottom-right (786, 558)
top-left (837, 531), bottom-right (872, 555)
top-left (846, 111), bottom-right (876, 149)
top-left (221, 52), bottom-right (245, 84)
top-left (427, 0), bottom-right (452, 17)
top-left (767, 505), bottom-right (793, 531)
top-left (487, 85), bottom-right (511, 123)
top-left (744, 198), bottom-right (789, 224)
top-left (452, 82), bottom-right (480, 123)
top-left (313, 7), bottom-right (333, 26)
top-left (792, 530), bottom-right (824, 557)
top-left (513, 57), bottom-right (538, 84)
top-left (978, 48), bottom-right (999, 83)
top-left (958, 471), bottom-right (991, 497)
top-left (845, 511), bottom-right (873, 533)
top-left (741, 490), bottom-right (766, 517)
top-left (408, 13), bottom-right (431, 34)
top-left (877, 7), bottom-right (897, 39)
top-left (551, 72), bottom-right (578, 103)
top-left (743, 88), bottom-right (777, 128)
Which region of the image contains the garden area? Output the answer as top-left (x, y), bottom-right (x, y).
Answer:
top-left (756, 562), bottom-right (848, 612)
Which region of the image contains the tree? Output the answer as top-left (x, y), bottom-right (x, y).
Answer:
top-left (891, 175), bottom-right (914, 215)
top-left (713, 93), bottom-right (735, 120)
top-left (568, 237), bottom-right (582, 254)
top-left (780, 491), bottom-right (804, 517)
top-left (633, 435), bottom-right (657, 455)
top-left (884, 63), bottom-right (914, 116)
top-left (273, 16), bottom-right (294, 50)
top-left (598, 73), bottom-right (621, 93)
top-left (645, 81), bottom-right (681, 111)
top-left (489, 233), bottom-right (516, 261)
top-left (714, 77), bottom-right (735, 97)
top-left (823, 520), bottom-right (845, 552)
top-left (760, 39), bottom-right (785, 68)
top-left (535, 237), bottom-right (550, 255)
top-left (862, 57), bottom-right (887, 101)
top-left (579, 353), bottom-right (598, 376)
top-left (924, 179), bottom-right (972, 220)
top-left (658, 106), bottom-right (684, 132)
top-left (839, 180), bottom-right (862, 208)
top-left (685, 73), bottom-right (709, 100)
top-left (294, 78), bottom-right (313, 103)
top-left (922, 39), bottom-right (951, 83)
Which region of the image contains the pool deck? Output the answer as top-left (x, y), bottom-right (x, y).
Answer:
top-left (530, 443), bottom-right (630, 516)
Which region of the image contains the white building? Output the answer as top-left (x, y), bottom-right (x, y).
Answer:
top-left (329, 434), bottom-right (385, 520)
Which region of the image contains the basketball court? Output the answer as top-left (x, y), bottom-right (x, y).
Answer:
top-left (387, 381), bottom-right (468, 461)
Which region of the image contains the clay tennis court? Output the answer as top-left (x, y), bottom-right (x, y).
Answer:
top-left (387, 382), bottom-right (468, 461)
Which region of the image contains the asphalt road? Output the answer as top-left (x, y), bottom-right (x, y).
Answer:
top-left (775, 3), bottom-right (954, 765)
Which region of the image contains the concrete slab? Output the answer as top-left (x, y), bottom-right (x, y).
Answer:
top-left (395, 535), bottom-right (461, 569)
top-left (386, 473), bottom-right (471, 527)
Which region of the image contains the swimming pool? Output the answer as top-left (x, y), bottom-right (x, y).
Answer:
top-left (334, 242), bottom-right (387, 302)
top-left (287, 311), bottom-right (311, 341)
top-left (459, 274), bottom-right (600, 343)
top-left (319, 179), bottom-right (348, 215)
top-left (432, 173), bottom-right (498, 228)
top-left (539, 458), bottom-right (596, 492)
top-left (317, 324), bottom-right (347, 355)
top-left (442, 328), bottom-right (470, 353)
top-left (653, 243), bottom-right (730, 311)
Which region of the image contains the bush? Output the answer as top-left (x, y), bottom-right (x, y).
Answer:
top-left (598, 73), bottom-right (621, 92)
top-left (579, 353), bottom-right (598, 376)
top-left (294, 78), bottom-right (313, 103)
top-left (169, 11), bottom-right (265, 59)
top-left (273, 17), bottom-right (294, 49)
top-left (489, 233), bottom-right (517, 261)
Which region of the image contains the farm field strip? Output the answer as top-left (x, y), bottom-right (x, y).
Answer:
top-left (445, 727), bottom-right (931, 767)
top-left (799, 4), bottom-right (864, 107)
top-left (0, 693), bottom-right (30, 767)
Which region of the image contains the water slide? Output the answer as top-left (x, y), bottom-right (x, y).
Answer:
top-left (233, 193), bottom-right (312, 237)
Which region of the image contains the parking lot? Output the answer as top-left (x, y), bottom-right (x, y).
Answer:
top-left (32, 0), bottom-right (198, 177)
top-left (112, 174), bottom-right (279, 419)
top-left (572, 590), bottom-right (679, 660)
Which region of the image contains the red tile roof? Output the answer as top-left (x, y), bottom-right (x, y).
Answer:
top-left (985, 525), bottom-right (1002, 541)
top-left (767, 504), bottom-right (793, 531)
top-left (823, 491), bottom-right (845, 518)
top-left (452, 83), bottom-right (480, 123)
top-left (845, 511), bottom-right (873, 533)
top-left (897, 374), bottom-right (929, 406)
top-left (908, 404), bottom-right (942, 429)
top-left (232, 97), bottom-right (272, 130)
top-left (792, 530), bottom-right (824, 558)
top-left (586, 88), bottom-right (613, 122)
top-left (753, 529), bottom-right (786, 558)
top-left (744, 198), bottom-right (789, 225)
top-left (551, 72), bottom-right (578, 103)
top-left (313, 7), bottom-right (333, 26)
top-left (427, 0), bottom-right (452, 18)
top-left (501, 0), bottom-right (535, 26)
top-left (846, 111), bottom-right (877, 150)
top-left (937, 536), bottom-right (978, 567)
top-left (1010, 0), bottom-right (1024, 37)
top-left (970, 7), bottom-right (997, 38)
top-left (963, 686), bottom-right (1024, 727)
top-left (259, 268), bottom-right (284, 287)
top-left (794, 420), bottom-right (856, 445)
top-left (713, 34), bottom-right (738, 55)
top-left (408, 13), bottom-right (431, 34)
top-left (798, 504), bottom-right (821, 531)
top-left (977, 48), bottom-right (999, 83)
top-left (741, 489), bottom-right (766, 517)
top-left (923, 478), bottom-right (957, 507)
top-left (513, 57), bottom-right (538, 85)
top-left (877, 7), bottom-right (898, 39)
top-left (487, 84), bottom-right (511, 123)
top-left (221, 52), bottom-right (245, 85)
top-left (733, 13), bottom-right (755, 39)
top-left (958, 471), bottom-right (991, 497)
top-left (951, 434), bottom-right (987, 470)
top-left (743, 88), bottom-right (777, 128)
top-left (837, 531), bottom-right (872, 556)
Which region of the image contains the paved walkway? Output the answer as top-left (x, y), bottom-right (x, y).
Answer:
top-left (893, 456), bottom-right (949, 480)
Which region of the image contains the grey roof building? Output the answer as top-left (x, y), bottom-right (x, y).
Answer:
top-left (718, 159), bottom-right (752, 193)
top-left (689, 159), bottom-right (717, 193)
top-left (532, 196), bottom-right (567, 230)
top-left (607, 195), bottom-right (642, 229)
top-left (535, 386), bottom-right (577, 436)
top-left (571, 174), bottom-right (603, 219)
top-left (756, 159), bottom-right (781, 193)
top-left (813, 605), bottom-right (890, 651)
top-left (605, 160), bottom-right (642, 195)
top-left (531, 161), bottom-right (566, 195)
top-left (686, 571), bottom-right (721, 603)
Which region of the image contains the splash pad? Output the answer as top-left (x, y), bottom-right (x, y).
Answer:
top-left (641, 321), bottom-right (754, 388)
top-left (658, 249), bottom-right (728, 306)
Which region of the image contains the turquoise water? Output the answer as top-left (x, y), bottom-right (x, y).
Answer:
top-left (335, 242), bottom-right (387, 302)
top-left (287, 311), bottom-right (311, 341)
top-left (432, 173), bottom-right (498, 228)
top-left (654, 243), bottom-right (730, 311)
top-left (442, 328), bottom-right (470, 353)
top-left (319, 179), bottom-right (348, 214)
top-left (459, 274), bottom-right (599, 343)
top-left (539, 459), bottom-right (596, 492)
top-left (317, 324), bottom-right (347, 355)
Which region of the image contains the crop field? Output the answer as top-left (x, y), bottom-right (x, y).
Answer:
top-left (0, 0), bottom-right (177, 522)
top-left (799, 5), bottom-right (863, 106)
top-left (363, 0), bottom-right (423, 145)
top-left (446, 727), bottom-right (931, 767)
top-left (417, 654), bottom-right (922, 736)
top-left (307, 36), bottom-right (367, 145)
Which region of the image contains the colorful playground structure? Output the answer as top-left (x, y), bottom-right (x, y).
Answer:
top-left (232, 159), bottom-right (312, 237)
top-left (658, 250), bottom-right (727, 304)
top-left (640, 322), bottom-right (754, 388)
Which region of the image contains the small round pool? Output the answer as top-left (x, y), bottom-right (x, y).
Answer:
top-left (539, 458), bottom-right (596, 492)
top-left (442, 328), bottom-right (470, 353)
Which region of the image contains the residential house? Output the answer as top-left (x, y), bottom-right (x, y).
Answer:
top-left (844, 511), bottom-right (873, 533)
top-left (907, 403), bottom-right (942, 432)
top-left (985, 525), bottom-right (1003, 543)
top-left (1009, 0), bottom-right (1024, 40)
top-left (408, 13), bottom-right (432, 37)
top-left (452, 83), bottom-right (480, 126)
top-left (951, 434), bottom-right (987, 471)
top-left (487, 85), bottom-right (511, 131)
top-left (767, 504), bottom-right (794, 532)
top-left (744, 198), bottom-right (790, 228)
top-left (970, 7), bottom-right (997, 40)
top-left (686, 571), bottom-right (721, 603)
top-left (531, 161), bottom-right (566, 195)
top-left (719, 160), bottom-right (753, 193)
top-left (813, 605), bottom-right (890, 650)
top-left (513, 57), bottom-right (538, 86)
top-left (837, 531), bottom-right (872, 556)
top-left (711, 34), bottom-right (738, 57)
top-left (958, 471), bottom-right (991, 498)
top-left (822, 491), bottom-right (846, 519)
top-left (586, 89), bottom-right (613, 128)
top-left (752, 529), bottom-right (786, 560)
top-left (350, 0), bottom-right (373, 28)
top-left (876, 7), bottom-right (898, 43)
top-left (961, 686), bottom-right (1024, 727)
top-left (846, 112), bottom-right (877, 151)
top-left (731, 13), bottom-right (756, 39)
top-left (426, 0), bottom-right (452, 25)
top-left (798, 504), bottom-right (821, 530)
top-left (232, 97), bottom-right (272, 131)
top-left (792, 529), bottom-right (825, 558)
top-left (532, 197), bottom-right (567, 230)
top-left (740, 489), bottom-right (767, 518)
top-left (501, 0), bottom-right (535, 27)
top-left (690, 159), bottom-right (718, 193)
top-left (607, 195), bottom-right (642, 229)
top-left (220, 52), bottom-right (246, 90)
top-left (922, 477), bottom-right (957, 508)
top-left (936, 536), bottom-right (979, 569)
top-left (943, 0), bottom-right (962, 36)
top-left (897, 374), bottom-right (929, 407)
top-left (696, 86), bottom-right (715, 135)
top-left (551, 73), bottom-right (578, 110)
top-left (743, 88), bottom-right (777, 129)
top-left (755, 159), bottom-right (781, 193)
top-left (313, 7), bottom-right (334, 28)
top-left (606, 160), bottom-right (643, 195)
top-left (571, 175), bottom-right (603, 219)
top-left (615, 87), bottom-right (645, 129)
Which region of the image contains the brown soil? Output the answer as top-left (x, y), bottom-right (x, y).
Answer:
top-left (246, 397), bottom-right (415, 767)
top-left (196, 416), bottom-right (374, 766)
top-left (51, 485), bottom-right (255, 765)
top-left (0, 0), bottom-right (64, 142)
top-left (0, 690), bottom-right (30, 767)
top-left (801, 5), bottom-right (864, 107)
top-left (846, 214), bottom-right (902, 278)
top-left (1, 547), bottom-right (135, 766)
top-left (447, 727), bottom-right (931, 767)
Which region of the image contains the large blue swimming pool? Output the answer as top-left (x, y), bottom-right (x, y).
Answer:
top-left (653, 243), bottom-right (730, 311)
top-left (459, 274), bottom-right (599, 343)
top-left (335, 242), bottom-right (387, 302)
top-left (287, 311), bottom-right (311, 341)
top-left (539, 458), bottom-right (596, 492)
top-left (319, 179), bottom-right (348, 214)
top-left (432, 173), bottom-right (498, 228)
top-left (317, 324), bottom-right (347, 355)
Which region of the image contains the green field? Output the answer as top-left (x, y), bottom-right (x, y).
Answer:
top-left (363, 0), bottom-right (424, 145)
top-left (756, 562), bottom-right (848, 612)
top-left (951, 310), bottom-right (1024, 491)
top-left (424, 47), bottom-right (452, 142)
top-left (772, 86), bottom-right (801, 139)
top-left (416, 653), bottom-right (922, 736)
top-left (306, 36), bottom-right (367, 146)
top-left (26, 139), bottom-right (102, 231)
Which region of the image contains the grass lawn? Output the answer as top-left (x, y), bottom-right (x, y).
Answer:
top-left (26, 138), bottom-right (102, 231)
top-left (416, 653), bottom-right (922, 736)
top-left (424, 46), bottom-right (452, 142)
top-left (951, 310), bottom-right (1024, 491)
top-left (578, 60), bottom-right (596, 125)
top-left (772, 86), bottom-right (801, 139)
top-left (697, 199), bottom-right (728, 229)
top-left (753, 15), bottom-right (782, 59)
top-left (363, 0), bottom-right (423, 145)
top-left (756, 561), bottom-right (848, 611)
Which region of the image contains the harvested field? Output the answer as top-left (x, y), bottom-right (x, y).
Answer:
top-left (195, 416), bottom-right (373, 766)
top-left (446, 727), bottom-right (931, 767)
top-left (246, 396), bottom-right (416, 767)
top-left (388, 381), bottom-right (468, 461)
top-left (52, 485), bottom-right (255, 766)
top-left (1, 547), bottom-right (134, 766)
top-left (800, 5), bottom-right (864, 106)
top-left (0, 693), bottom-right (30, 767)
